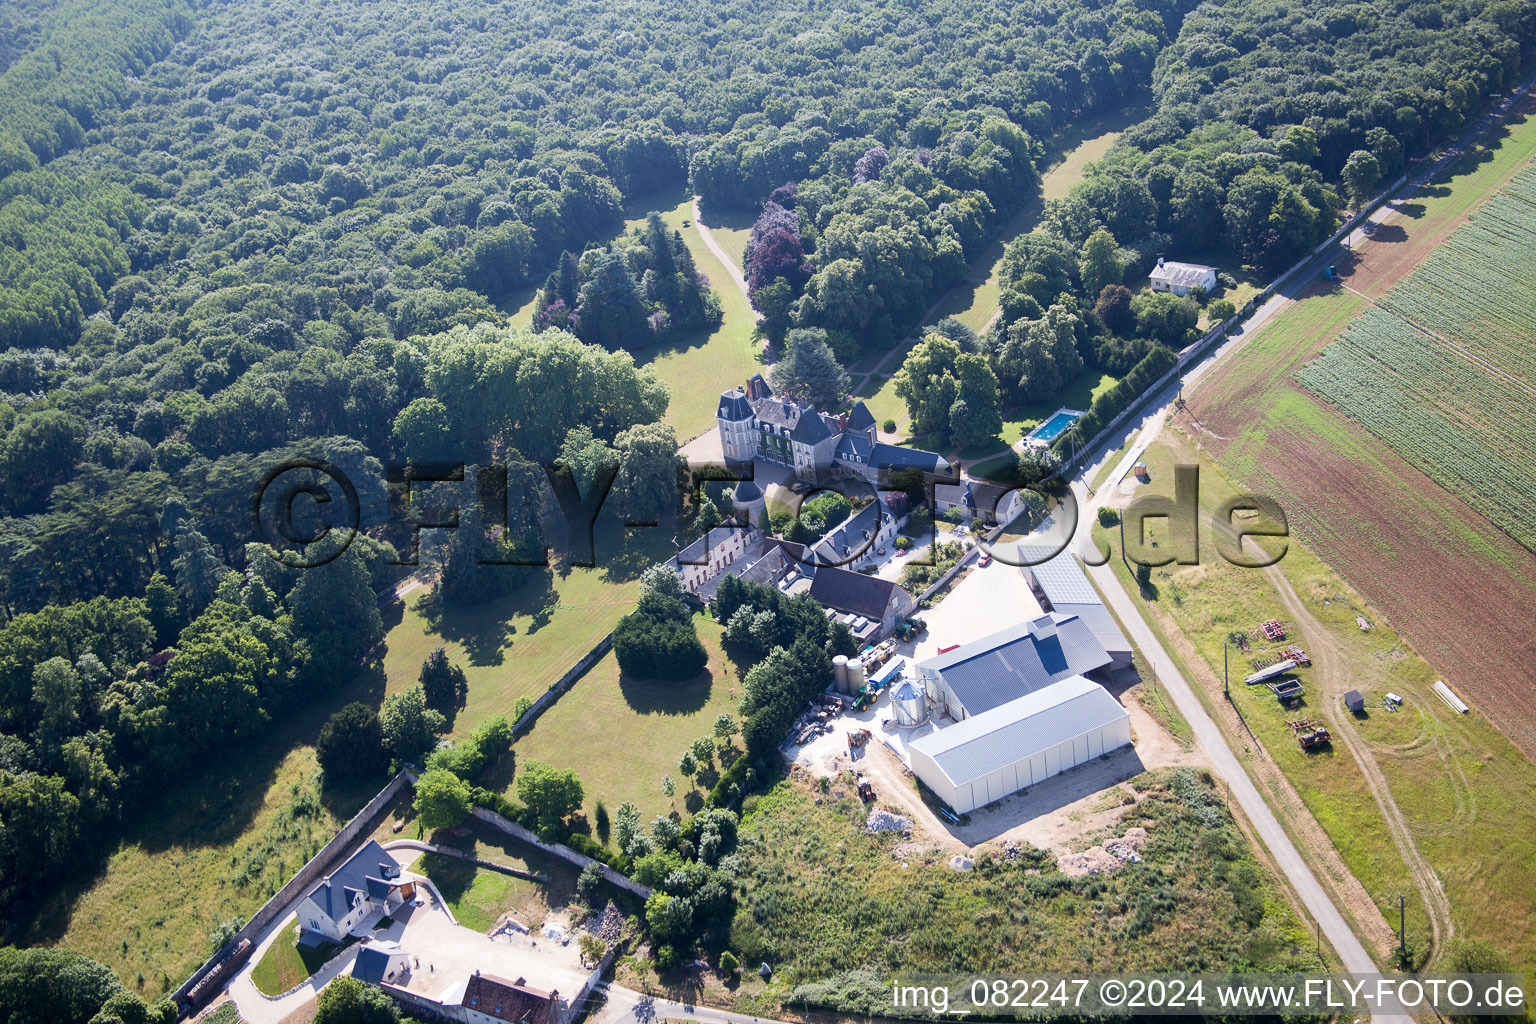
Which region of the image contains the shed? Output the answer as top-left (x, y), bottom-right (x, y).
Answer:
top-left (1343, 690), bottom-right (1365, 713)
top-left (907, 676), bottom-right (1131, 814)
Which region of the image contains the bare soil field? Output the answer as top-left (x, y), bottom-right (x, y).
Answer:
top-left (1185, 109), bottom-right (1536, 762)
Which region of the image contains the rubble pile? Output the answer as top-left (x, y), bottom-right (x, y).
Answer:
top-left (865, 808), bottom-right (912, 835)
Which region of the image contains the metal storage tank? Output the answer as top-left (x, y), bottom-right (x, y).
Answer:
top-left (892, 681), bottom-right (927, 727)
top-left (832, 655), bottom-right (849, 689)
top-left (846, 658), bottom-right (867, 692)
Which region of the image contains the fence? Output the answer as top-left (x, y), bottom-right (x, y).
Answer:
top-left (468, 806), bottom-right (653, 900)
top-left (172, 771), bottom-right (411, 1016)
top-left (511, 634), bottom-right (613, 738)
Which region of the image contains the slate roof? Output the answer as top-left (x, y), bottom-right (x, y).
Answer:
top-left (717, 387), bottom-right (753, 421)
top-left (351, 941), bottom-right (404, 984)
top-left (459, 973), bottom-right (562, 1024)
top-left (808, 566), bottom-right (900, 620)
top-left (919, 615), bottom-right (1111, 716)
top-left (753, 397), bottom-right (803, 431)
top-left (1149, 260), bottom-right (1217, 289)
top-left (732, 478), bottom-right (762, 502)
top-left (847, 401), bottom-right (877, 431)
top-left (834, 432), bottom-right (872, 461)
top-left (870, 442), bottom-right (950, 475)
top-left (909, 676), bottom-right (1128, 786)
top-left (792, 408), bottom-right (832, 443)
top-left (812, 503), bottom-right (882, 565)
top-left (305, 840), bottom-right (399, 923)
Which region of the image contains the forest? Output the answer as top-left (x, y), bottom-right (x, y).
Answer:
top-left (2, 0), bottom-right (1536, 999)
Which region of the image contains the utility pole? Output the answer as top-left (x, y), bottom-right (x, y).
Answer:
top-left (1398, 894), bottom-right (1407, 964)
top-left (1224, 639), bottom-right (1230, 700)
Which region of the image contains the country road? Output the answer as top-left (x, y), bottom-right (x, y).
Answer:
top-left (1030, 71), bottom-right (1536, 1023)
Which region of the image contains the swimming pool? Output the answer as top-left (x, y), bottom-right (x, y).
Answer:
top-left (1028, 409), bottom-right (1083, 444)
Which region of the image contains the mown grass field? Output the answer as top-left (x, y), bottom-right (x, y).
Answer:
top-left (406, 822), bottom-right (582, 931)
top-left (506, 617), bottom-right (744, 826)
top-left (503, 188), bottom-right (759, 442)
top-left (717, 769), bottom-right (1317, 1014)
top-left (382, 528), bottom-right (674, 736)
top-left (1093, 434), bottom-right (1536, 975)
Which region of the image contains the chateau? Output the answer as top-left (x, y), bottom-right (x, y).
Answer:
top-left (716, 375), bottom-right (951, 483)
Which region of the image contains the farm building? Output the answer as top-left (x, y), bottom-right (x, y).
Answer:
top-left (1148, 258), bottom-right (1218, 296)
top-left (912, 614), bottom-right (1112, 722)
top-left (907, 676), bottom-right (1131, 813)
top-left (1019, 543), bottom-right (1132, 667)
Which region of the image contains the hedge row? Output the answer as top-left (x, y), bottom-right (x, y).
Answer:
top-left (467, 785), bottom-right (633, 875)
top-left (1051, 342), bottom-right (1179, 458)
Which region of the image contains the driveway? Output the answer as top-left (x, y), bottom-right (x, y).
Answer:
top-left (227, 852), bottom-right (588, 1024)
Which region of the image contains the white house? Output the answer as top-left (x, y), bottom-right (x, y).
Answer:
top-left (1148, 258), bottom-right (1218, 296)
top-left (716, 375), bottom-right (950, 484)
top-left (297, 840), bottom-right (413, 943)
top-left (669, 523), bottom-right (761, 595)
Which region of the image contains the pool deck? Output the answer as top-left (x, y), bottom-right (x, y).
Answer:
top-left (1017, 407), bottom-right (1085, 449)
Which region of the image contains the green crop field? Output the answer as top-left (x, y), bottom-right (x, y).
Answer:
top-left (1297, 166), bottom-right (1536, 552)
top-left (1093, 434), bottom-right (1536, 974)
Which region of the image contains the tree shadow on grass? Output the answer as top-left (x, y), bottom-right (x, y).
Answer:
top-left (617, 667), bottom-right (713, 716)
top-left (19, 666), bottom-right (386, 949)
top-left (417, 570), bottom-right (557, 666)
top-left (477, 749), bottom-right (517, 794)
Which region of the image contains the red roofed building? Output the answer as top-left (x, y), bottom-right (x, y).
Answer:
top-left (456, 972), bottom-right (567, 1024)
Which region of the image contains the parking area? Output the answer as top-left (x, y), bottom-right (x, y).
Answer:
top-left (907, 555), bottom-right (1044, 660)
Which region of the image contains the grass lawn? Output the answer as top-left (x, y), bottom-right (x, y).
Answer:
top-left (636, 196), bottom-right (761, 442)
top-left (382, 529), bottom-right (673, 737)
top-left (249, 917), bottom-right (343, 996)
top-left (999, 369), bottom-right (1118, 447)
top-left (411, 826), bottom-right (581, 932)
top-left (1093, 432), bottom-right (1536, 974)
top-left (23, 685), bottom-right (381, 996)
top-left (501, 189), bottom-right (759, 442)
top-left (507, 616), bottom-right (744, 826)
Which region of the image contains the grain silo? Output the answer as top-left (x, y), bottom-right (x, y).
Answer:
top-left (832, 655), bottom-right (849, 690)
top-left (892, 681), bottom-right (928, 727)
top-left (846, 658), bottom-right (867, 693)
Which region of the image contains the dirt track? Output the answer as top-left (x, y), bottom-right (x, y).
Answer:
top-left (1263, 566), bottom-right (1454, 959)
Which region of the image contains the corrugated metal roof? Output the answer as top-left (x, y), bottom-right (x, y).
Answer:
top-left (1051, 604), bottom-right (1130, 657)
top-left (909, 676), bottom-right (1128, 786)
top-left (1018, 543), bottom-right (1101, 605)
top-left (919, 617), bottom-right (1111, 715)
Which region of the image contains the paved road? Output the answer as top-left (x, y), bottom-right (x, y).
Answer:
top-left (1032, 70), bottom-right (1536, 1023)
top-left (590, 980), bottom-right (796, 1024)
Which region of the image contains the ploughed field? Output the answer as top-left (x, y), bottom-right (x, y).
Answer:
top-left (1186, 113), bottom-right (1536, 763)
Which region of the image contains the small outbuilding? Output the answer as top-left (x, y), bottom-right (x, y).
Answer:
top-left (1342, 689), bottom-right (1365, 713)
top-left (1149, 258), bottom-right (1218, 296)
top-left (907, 676), bottom-right (1131, 814)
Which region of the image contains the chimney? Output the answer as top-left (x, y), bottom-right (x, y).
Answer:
top-left (1028, 614), bottom-right (1058, 642)
top-left (1156, 256), bottom-right (1165, 267)
top-left (837, 412), bottom-right (848, 431)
